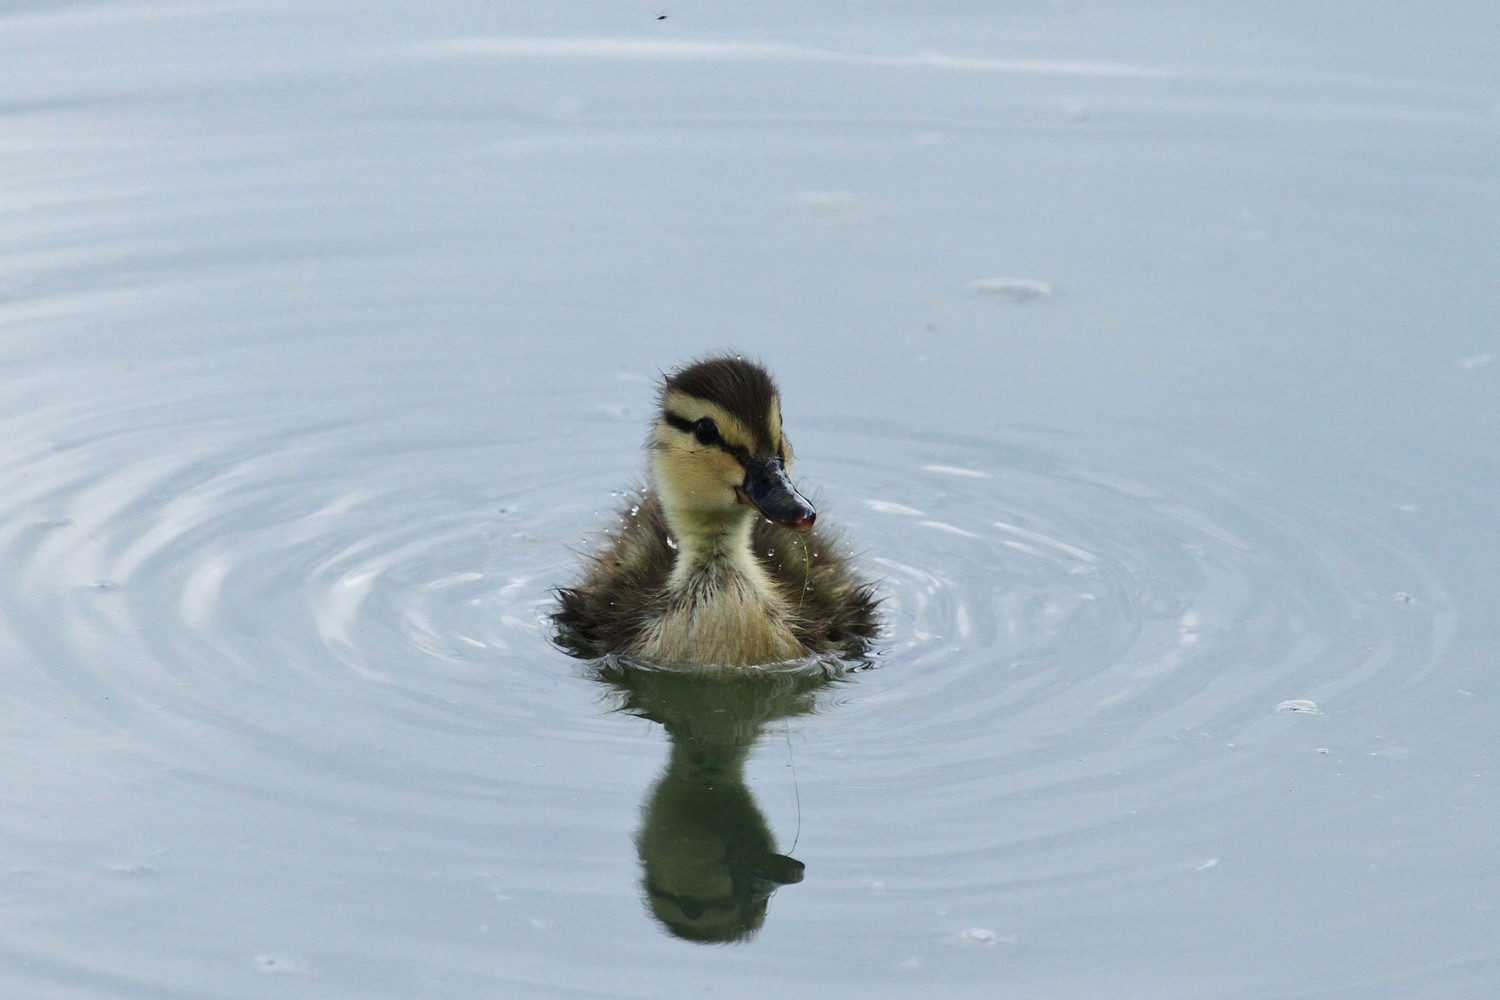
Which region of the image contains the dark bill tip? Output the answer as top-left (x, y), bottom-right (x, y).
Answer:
top-left (739, 456), bottom-right (816, 531)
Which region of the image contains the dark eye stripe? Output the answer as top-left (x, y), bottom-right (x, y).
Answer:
top-left (663, 410), bottom-right (753, 467)
top-left (662, 410), bottom-right (696, 436)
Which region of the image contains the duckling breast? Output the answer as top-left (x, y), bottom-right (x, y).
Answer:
top-left (633, 571), bottom-right (804, 667)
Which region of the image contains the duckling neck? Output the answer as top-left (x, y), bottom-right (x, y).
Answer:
top-left (647, 505), bottom-right (803, 666)
top-left (664, 507), bottom-right (765, 592)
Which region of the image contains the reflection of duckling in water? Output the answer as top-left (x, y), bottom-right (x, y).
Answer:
top-left (555, 356), bottom-right (878, 667)
top-left (594, 660), bottom-right (837, 943)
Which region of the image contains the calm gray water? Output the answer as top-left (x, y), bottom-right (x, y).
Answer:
top-left (2, 2), bottom-right (1496, 997)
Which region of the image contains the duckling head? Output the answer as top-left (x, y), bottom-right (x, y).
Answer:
top-left (649, 357), bottom-right (816, 540)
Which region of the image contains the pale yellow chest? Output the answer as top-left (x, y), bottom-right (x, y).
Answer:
top-left (632, 572), bottom-right (803, 667)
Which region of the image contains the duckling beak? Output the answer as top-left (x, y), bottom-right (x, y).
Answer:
top-left (738, 456), bottom-right (816, 532)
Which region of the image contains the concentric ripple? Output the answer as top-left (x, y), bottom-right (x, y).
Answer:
top-left (788, 418), bottom-right (1454, 899)
top-left (0, 400), bottom-right (1449, 802)
top-left (0, 373), bottom-right (1469, 997)
top-left (0, 402), bottom-right (605, 796)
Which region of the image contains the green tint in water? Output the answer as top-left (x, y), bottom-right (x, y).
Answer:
top-left (592, 661), bottom-right (840, 942)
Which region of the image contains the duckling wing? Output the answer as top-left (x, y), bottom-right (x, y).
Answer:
top-left (751, 519), bottom-right (880, 655)
top-left (554, 490), bottom-right (674, 657)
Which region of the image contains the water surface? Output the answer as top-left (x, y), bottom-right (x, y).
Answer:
top-left (2, 2), bottom-right (1496, 997)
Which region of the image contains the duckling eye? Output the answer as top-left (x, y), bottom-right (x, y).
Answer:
top-left (692, 418), bottom-right (720, 446)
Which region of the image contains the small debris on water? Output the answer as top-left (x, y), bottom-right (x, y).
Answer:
top-left (1276, 700), bottom-right (1320, 714)
top-left (967, 277), bottom-right (1052, 302)
top-left (1394, 592), bottom-right (1416, 604)
top-left (254, 955), bottom-right (300, 974)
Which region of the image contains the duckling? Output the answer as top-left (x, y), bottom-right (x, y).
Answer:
top-left (555, 356), bottom-right (878, 667)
